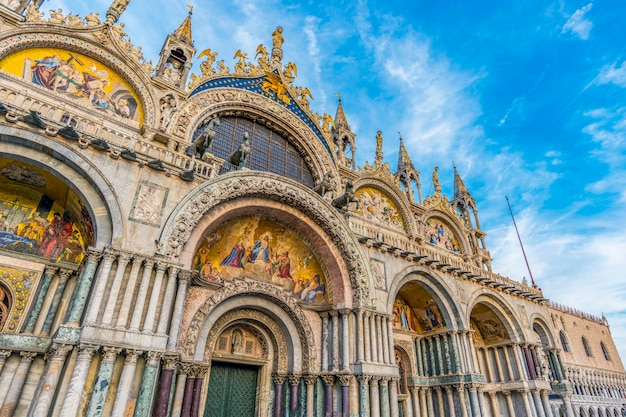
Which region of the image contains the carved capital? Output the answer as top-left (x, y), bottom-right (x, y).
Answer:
top-left (338, 373), bottom-right (353, 386)
top-left (162, 353), bottom-right (179, 370)
top-left (77, 344), bottom-right (99, 360)
top-left (124, 349), bottom-right (143, 364)
top-left (273, 374), bottom-right (287, 385)
top-left (303, 374), bottom-right (318, 386)
top-left (0, 350), bottom-right (11, 360)
top-left (356, 374), bottom-right (372, 384)
top-left (102, 346), bottom-right (122, 362)
top-left (168, 265), bottom-right (180, 277)
top-left (19, 351), bottom-right (38, 362)
top-left (43, 265), bottom-right (60, 276)
top-left (86, 247), bottom-right (104, 262)
top-left (47, 343), bottom-right (73, 360)
top-left (288, 374), bottom-right (301, 386)
top-left (178, 362), bottom-right (194, 375)
top-left (145, 351), bottom-right (163, 366)
top-left (58, 268), bottom-right (73, 280)
top-left (321, 374), bottom-right (335, 386)
top-left (178, 270), bottom-right (193, 284)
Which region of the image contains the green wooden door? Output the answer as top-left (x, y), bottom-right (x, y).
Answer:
top-left (204, 362), bottom-right (258, 417)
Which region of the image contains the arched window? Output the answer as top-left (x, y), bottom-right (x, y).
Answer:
top-left (559, 331), bottom-right (571, 352)
top-left (601, 342), bottom-right (611, 361)
top-left (582, 337), bottom-right (593, 357)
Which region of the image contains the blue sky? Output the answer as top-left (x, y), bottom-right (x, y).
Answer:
top-left (47, 0), bottom-right (626, 361)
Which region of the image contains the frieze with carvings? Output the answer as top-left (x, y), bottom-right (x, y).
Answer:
top-left (157, 172), bottom-right (371, 306)
top-left (183, 279), bottom-right (315, 372)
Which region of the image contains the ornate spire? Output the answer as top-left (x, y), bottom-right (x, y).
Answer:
top-left (397, 133), bottom-right (414, 172)
top-left (173, 4), bottom-right (193, 45)
top-left (334, 94), bottom-right (350, 130)
top-left (453, 164), bottom-right (470, 198)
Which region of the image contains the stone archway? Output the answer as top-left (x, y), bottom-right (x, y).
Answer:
top-left (157, 171), bottom-right (373, 307)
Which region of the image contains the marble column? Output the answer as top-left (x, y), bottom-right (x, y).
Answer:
top-left (425, 388), bottom-right (435, 417)
top-left (154, 355), bottom-right (179, 417)
top-left (167, 271), bottom-right (191, 349)
top-left (389, 378), bottom-right (399, 417)
top-left (190, 366), bottom-right (206, 417)
top-left (520, 389), bottom-right (535, 417)
top-left (488, 392), bottom-right (500, 417)
top-left (66, 248), bottom-right (103, 325)
top-left (532, 390), bottom-right (546, 417)
top-left (456, 385), bottom-right (469, 417)
top-left (0, 351), bottom-right (37, 417)
top-left (387, 317), bottom-right (395, 366)
top-left (477, 387), bottom-right (488, 417)
top-left (340, 309), bottom-right (350, 370)
top-left (0, 350), bottom-right (10, 376)
top-left (370, 377), bottom-right (380, 417)
top-left (434, 336), bottom-right (443, 376)
top-left (363, 312), bottom-right (371, 362)
top-left (115, 255), bottom-right (145, 328)
top-left (339, 374), bottom-right (352, 417)
top-left (273, 374), bottom-right (286, 417)
top-left (357, 375), bottom-right (371, 417)
top-left (415, 338), bottom-right (423, 376)
top-left (451, 332), bottom-right (461, 373)
top-left (84, 250), bottom-right (117, 324)
top-left (380, 378), bottom-right (390, 417)
top-left (289, 374), bottom-right (301, 411)
top-left (370, 313), bottom-right (378, 363)
top-left (101, 252), bottom-right (132, 326)
top-left (41, 268), bottom-right (73, 335)
top-left (111, 350), bottom-right (143, 417)
top-left (171, 363), bottom-right (190, 417)
top-left (443, 334), bottom-right (452, 374)
top-left (331, 311), bottom-right (340, 371)
top-left (356, 310), bottom-right (364, 363)
top-left (376, 316), bottom-right (384, 363)
top-left (503, 345), bottom-right (516, 381)
top-left (304, 375), bottom-right (317, 417)
top-left (156, 266), bottom-right (180, 335)
top-left (30, 343), bottom-right (73, 417)
top-left (420, 388), bottom-right (429, 417)
top-left (86, 347), bottom-right (122, 417)
top-left (561, 393), bottom-right (575, 417)
top-left (514, 344), bottom-right (528, 380)
top-left (541, 390), bottom-right (554, 417)
top-left (23, 266), bottom-right (58, 333)
top-left (129, 259), bottom-right (155, 331)
top-left (142, 262), bottom-right (167, 333)
top-left (322, 374), bottom-right (335, 417)
top-left (468, 386), bottom-right (481, 417)
top-left (321, 313), bottom-right (330, 371)
top-left (435, 387), bottom-right (444, 417)
top-left (494, 348), bottom-right (506, 382)
top-left (133, 352), bottom-right (162, 417)
top-left (381, 316), bottom-right (390, 364)
top-left (446, 386), bottom-right (458, 417)
top-left (59, 344), bottom-right (99, 417)
top-left (409, 387), bottom-right (421, 417)
top-left (502, 391), bottom-right (515, 417)
top-left (180, 371), bottom-right (195, 417)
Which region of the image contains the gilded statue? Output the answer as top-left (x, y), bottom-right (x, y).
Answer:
top-left (233, 50), bottom-right (248, 74)
top-left (270, 26), bottom-right (284, 64)
top-left (198, 48), bottom-right (218, 76)
top-left (255, 44), bottom-right (270, 72)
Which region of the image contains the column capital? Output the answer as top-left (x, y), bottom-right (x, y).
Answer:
top-left (124, 349), bottom-right (143, 364)
top-left (19, 351), bottom-right (38, 362)
top-left (85, 247), bottom-right (104, 262)
top-left (102, 250), bottom-right (118, 263)
top-left (339, 308), bottom-right (352, 316)
top-left (319, 311), bottom-right (329, 319)
top-left (178, 269), bottom-right (194, 283)
top-left (408, 386), bottom-right (420, 394)
top-left (178, 361), bottom-right (194, 375)
top-left (77, 343), bottom-right (99, 359)
top-left (329, 310), bottom-right (339, 318)
top-left (102, 346), bottom-right (122, 362)
top-left (444, 385), bottom-right (455, 394)
top-left (58, 268), bottom-right (74, 279)
top-left (162, 353), bottom-right (179, 370)
top-left (47, 342), bottom-right (73, 360)
top-left (379, 377), bottom-right (390, 386)
top-left (273, 373), bottom-right (287, 385)
top-left (190, 363), bottom-right (209, 377)
top-left (155, 261), bottom-right (169, 272)
top-left (338, 373), bottom-right (353, 386)
top-left (145, 351), bottom-right (163, 366)
top-left (321, 374), bottom-right (335, 386)
top-left (117, 251), bottom-right (132, 264)
top-left (501, 390), bottom-right (511, 397)
top-left (303, 374), bottom-right (318, 386)
top-left (369, 376), bottom-right (380, 386)
top-left (0, 350), bottom-right (11, 359)
top-left (356, 374), bottom-right (371, 384)
top-left (143, 258), bottom-right (156, 269)
top-left (288, 374), bottom-right (301, 386)
top-left (168, 265), bottom-right (180, 277)
top-left (43, 265), bottom-right (60, 276)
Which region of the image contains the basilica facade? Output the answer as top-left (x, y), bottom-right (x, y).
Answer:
top-left (0, 2), bottom-right (623, 417)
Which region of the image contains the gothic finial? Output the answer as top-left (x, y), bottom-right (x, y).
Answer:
top-left (105, 0), bottom-right (130, 25)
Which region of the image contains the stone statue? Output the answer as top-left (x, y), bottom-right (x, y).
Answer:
top-left (159, 94), bottom-right (177, 132)
top-left (432, 166), bottom-right (442, 194)
top-left (229, 132), bottom-right (251, 168)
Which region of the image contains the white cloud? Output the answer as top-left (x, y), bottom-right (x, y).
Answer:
top-left (561, 3), bottom-right (593, 40)
top-left (595, 61), bottom-right (626, 87)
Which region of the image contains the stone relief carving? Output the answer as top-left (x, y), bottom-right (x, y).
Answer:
top-left (183, 279), bottom-right (316, 372)
top-left (157, 173), bottom-right (371, 307)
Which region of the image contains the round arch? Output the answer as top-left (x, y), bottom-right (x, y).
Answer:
top-left (0, 127), bottom-right (123, 248)
top-left (466, 291), bottom-right (525, 343)
top-left (183, 281), bottom-right (317, 373)
top-left (157, 171), bottom-right (373, 307)
top-left (170, 88), bottom-right (338, 186)
top-left (0, 31), bottom-right (157, 126)
top-left (352, 177), bottom-right (417, 237)
top-left (387, 265), bottom-right (464, 330)
top-left (422, 208), bottom-right (472, 256)
top-left (531, 315), bottom-right (557, 348)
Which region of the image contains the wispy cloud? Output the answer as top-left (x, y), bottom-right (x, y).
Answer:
top-left (561, 3), bottom-right (593, 40)
top-left (595, 61), bottom-right (626, 87)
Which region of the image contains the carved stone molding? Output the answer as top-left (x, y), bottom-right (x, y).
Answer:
top-left (157, 172), bottom-right (372, 307)
top-left (184, 282), bottom-right (315, 372)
